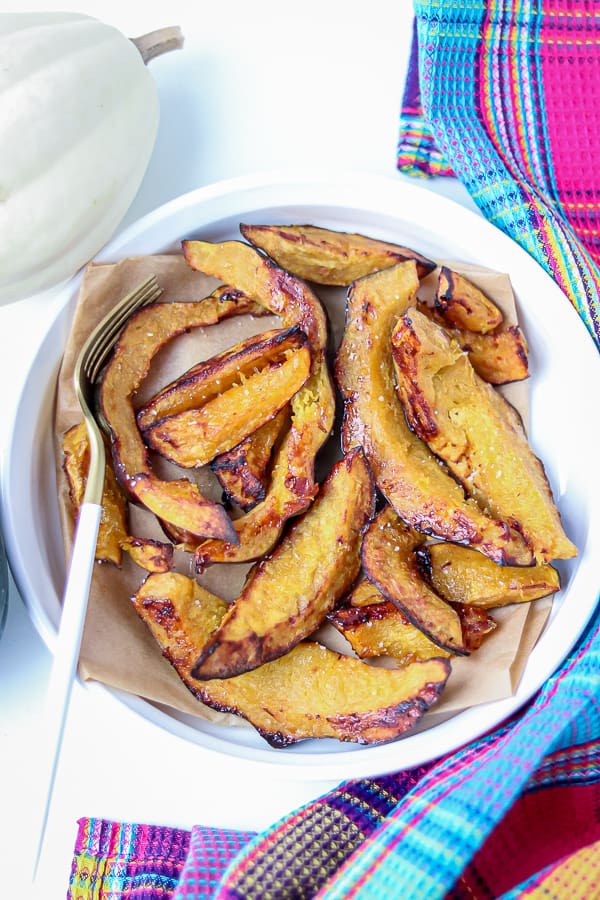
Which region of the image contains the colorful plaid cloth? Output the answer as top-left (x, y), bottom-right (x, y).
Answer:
top-left (68, 2), bottom-right (600, 898)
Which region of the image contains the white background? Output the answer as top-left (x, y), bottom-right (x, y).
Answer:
top-left (0, 2), bottom-right (477, 896)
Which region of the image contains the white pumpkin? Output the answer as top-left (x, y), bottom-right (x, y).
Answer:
top-left (0, 13), bottom-right (180, 305)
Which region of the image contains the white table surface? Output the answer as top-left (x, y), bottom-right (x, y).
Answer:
top-left (0, 2), bottom-right (478, 895)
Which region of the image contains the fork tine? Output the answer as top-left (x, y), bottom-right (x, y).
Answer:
top-left (85, 293), bottom-right (154, 382)
top-left (84, 277), bottom-right (162, 382)
top-left (84, 277), bottom-right (161, 377)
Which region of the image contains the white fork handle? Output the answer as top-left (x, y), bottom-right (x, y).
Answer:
top-left (31, 502), bottom-right (103, 886)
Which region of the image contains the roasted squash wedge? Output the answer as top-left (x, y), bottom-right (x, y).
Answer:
top-left (132, 572), bottom-right (451, 746)
top-left (195, 420), bottom-right (318, 566)
top-left (136, 325), bottom-right (307, 430)
top-left (192, 449), bottom-right (375, 679)
top-left (331, 577), bottom-right (495, 658)
top-left (417, 542), bottom-right (561, 607)
top-left (334, 262), bottom-right (533, 565)
top-left (211, 407), bottom-right (288, 510)
top-left (361, 506), bottom-right (467, 654)
top-left (182, 239), bottom-right (336, 563)
top-left (390, 309), bottom-right (577, 562)
top-left (62, 421), bottom-right (174, 572)
top-left (62, 421), bottom-right (128, 565)
top-left (240, 223), bottom-right (436, 283)
top-left (418, 301), bottom-right (529, 385)
top-left (329, 599), bottom-right (453, 665)
top-left (435, 266), bottom-right (504, 333)
top-left (100, 289), bottom-right (266, 541)
top-left (141, 330), bottom-right (310, 469)
top-left (120, 537), bottom-right (173, 573)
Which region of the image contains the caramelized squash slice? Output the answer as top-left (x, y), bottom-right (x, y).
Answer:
top-left (133, 572), bottom-right (451, 747)
top-left (240, 223), bottom-right (436, 283)
top-left (182, 239), bottom-right (336, 563)
top-left (136, 326), bottom-right (307, 430)
top-left (192, 449), bottom-right (376, 679)
top-left (417, 542), bottom-right (561, 608)
top-left (361, 506), bottom-right (467, 654)
top-left (391, 309), bottom-right (576, 562)
top-left (334, 262), bottom-right (533, 565)
top-left (211, 407), bottom-right (288, 510)
top-left (331, 578), bottom-right (495, 658)
top-left (62, 421), bottom-right (128, 565)
top-left (436, 266), bottom-right (504, 333)
top-left (62, 422), bottom-right (173, 572)
top-left (100, 288), bottom-right (267, 541)
top-left (141, 329), bottom-right (310, 468)
top-left (120, 537), bottom-right (174, 573)
top-left (195, 420), bottom-right (318, 566)
top-left (330, 599), bottom-right (453, 665)
top-left (418, 301), bottom-right (529, 385)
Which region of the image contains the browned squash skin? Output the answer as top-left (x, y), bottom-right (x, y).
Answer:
top-left (100, 290), bottom-right (265, 541)
top-left (391, 309), bottom-right (577, 562)
top-left (334, 262), bottom-right (533, 566)
top-left (132, 572), bottom-right (451, 747)
top-left (192, 449), bottom-right (376, 680)
top-left (417, 543), bottom-right (561, 608)
top-left (451, 602), bottom-right (497, 650)
top-left (182, 239), bottom-right (336, 563)
top-left (240, 223), bottom-right (437, 283)
top-left (141, 334), bottom-right (311, 469)
top-left (361, 506), bottom-right (467, 654)
top-left (436, 266), bottom-right (504, 333)
top-left (120, 537), bottom-right (173, 573)
top-left (211, 407), bottom-right (288, 510)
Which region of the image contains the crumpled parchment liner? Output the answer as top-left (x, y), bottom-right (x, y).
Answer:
top-left (53, 251), bottom-right (551, 736)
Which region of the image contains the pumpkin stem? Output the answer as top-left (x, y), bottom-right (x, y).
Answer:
top-left (131, 26), bottom-right (184, 64)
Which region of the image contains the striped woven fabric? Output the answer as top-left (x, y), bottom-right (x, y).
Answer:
top-left (397, 18), bottom-right (455, 178)
top-left (68, 818), bottom-right (253, 899)
top-left (399, 0), bottom-right (600, 345)
top-left (211, 617), bottom-right (600, 899)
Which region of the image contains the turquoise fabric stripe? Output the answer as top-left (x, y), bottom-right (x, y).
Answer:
top-left (315, 609), bottom-right (600, 899)
top-left (411, 0), bottom-right (600, 342)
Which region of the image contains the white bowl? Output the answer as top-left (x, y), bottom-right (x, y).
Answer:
top-left (2, 171), bottom-right (599, 781)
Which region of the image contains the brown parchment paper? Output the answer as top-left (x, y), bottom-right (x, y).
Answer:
top-left (53, 251), bottom-right (551, 732)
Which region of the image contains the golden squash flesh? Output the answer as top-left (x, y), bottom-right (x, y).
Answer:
top-left (62, 421), bottom-right (128, 565)
top-left (62, 421), bottom-right (174, 572)
top-left (240, 222), bottom-right (436, 283)
top-left (192, 449), bottom-right (376, 679)
top-left (417, 542), bottom-right (561, 608)
top-left (330, 600), bottom-right (453, 665)
top-left (132, 572), bottom-right (451, 747)
top-left (334, 262), bottom-right (533, 565)
top-left (391, 309), bottom-right (577, 562)
top-left (141, 332), bottom-right (310, 468)
top-left (418, 301), bottom-right (529, 385)
top-left (136, 325), bottom-right (305, 430)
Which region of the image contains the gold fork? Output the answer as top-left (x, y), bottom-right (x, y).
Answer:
top-left (32, 275), bottom-right (163, 882)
